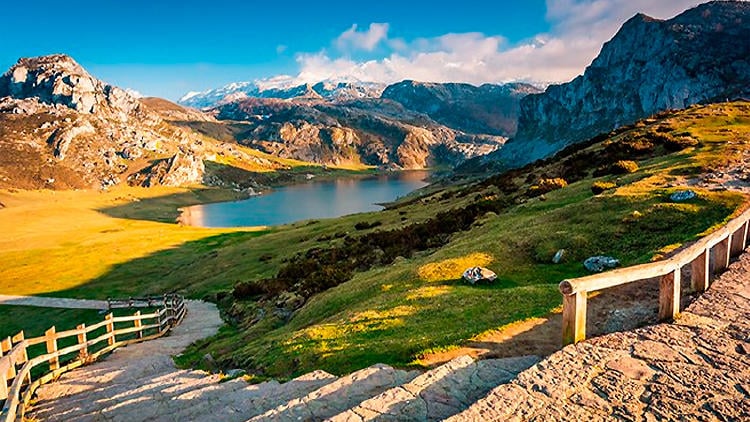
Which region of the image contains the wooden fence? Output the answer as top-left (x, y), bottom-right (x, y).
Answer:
top-left (559, 207), bottom-right (750, 346)
top-left (0, 294), bottom-right (187, 421)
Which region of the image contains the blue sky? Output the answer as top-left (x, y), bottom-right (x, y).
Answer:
top-left (1, 0), bottom-right (702, 100)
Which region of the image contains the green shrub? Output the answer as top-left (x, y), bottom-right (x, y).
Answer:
top-left (354, 221), bottom-right (382, 230)
top-left (611, 160), bottom-right (639, 174)
top-left (591, 181), bottom-right (617, 194)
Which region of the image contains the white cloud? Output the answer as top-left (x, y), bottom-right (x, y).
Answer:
top-left (125, 88), bottom-right (143, 98)
top-left (335, 23), bottom-right (390, 52)
top-left (292, 0), bottom-right (706, 85)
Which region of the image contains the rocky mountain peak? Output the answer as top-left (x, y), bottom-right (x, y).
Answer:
top-left (0, 54), bottom-right (140, 117)
top-left (498, 0), bottom-right (750, 167)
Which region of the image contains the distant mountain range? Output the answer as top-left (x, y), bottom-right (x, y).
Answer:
top-left (2, 1), bottom-right (749, 189)
top-left (179, 78), bottom-right (387, 109)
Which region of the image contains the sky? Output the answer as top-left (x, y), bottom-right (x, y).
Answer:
top-left (0, 0), bottom-right (707, 100)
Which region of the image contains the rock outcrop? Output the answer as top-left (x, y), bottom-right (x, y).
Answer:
top-left (498, 1), bottom-right (750, 167)
top-left (0, 54), bottom-right (262, 190)
top-left (0, 54), bottom-right (140, 117)
top-left (215, 97), bottom-right (506, 169)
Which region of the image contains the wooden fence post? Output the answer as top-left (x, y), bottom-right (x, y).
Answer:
top-left (77, 324), bottom-right (88, 359)
top-left (0, 367), bottom-right (7, 401)
top-left (134, 311), bottom-right (143, 339)
top-left (730, 227), bottom-right (745, 257)
top-left (659, 269), bottom-right (681, 321)
top-left (691, 248), bottom-right (710, 292)
top-left (45, 327), bottom-right (59, 371)
top-left (713, 237), bottom-right (730, 273)
top-left (562, 291), bottom-right (587, 346)
top-left (105, 313), bottom-right (115, 346)
top-left (1, 336), bottom-right (14, 381)
top-left (12, 331), bottom-right (29, 384)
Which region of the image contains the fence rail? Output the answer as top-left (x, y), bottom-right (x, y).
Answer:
top-left (0, 294), bottom-right (186, 422)
top-left (559, 207), bottom-right (750, 345)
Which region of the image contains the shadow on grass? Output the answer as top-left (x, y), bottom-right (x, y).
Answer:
top-left (47, 230), bottom-right (269, 300)
top-left (96, 186), bottom-right (248, 223)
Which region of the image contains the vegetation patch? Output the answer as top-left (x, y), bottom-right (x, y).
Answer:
top-left (591, 181), bottom-right (617, 194)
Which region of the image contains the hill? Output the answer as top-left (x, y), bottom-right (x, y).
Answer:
top-left (3, 102), bottom-right (746, 378)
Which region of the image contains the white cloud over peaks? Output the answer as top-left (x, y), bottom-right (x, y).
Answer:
top-left (294, 0), bottom-right (705, 86)
top-left (335, 23), bottom-right (390, 52)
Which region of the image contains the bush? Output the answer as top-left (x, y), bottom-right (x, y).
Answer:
top-left (258, 253), bottom-right (273, 262)
top-left (663, 136), bottom-right (699, 151)
top-left (528, 178), bottom-right (568, 196)
top-left (611, 160), bottom-right (639, 174)
top-left (354, 221), bottom-right (382, 230)
top-left (591, 181), bottom-right (617, 195)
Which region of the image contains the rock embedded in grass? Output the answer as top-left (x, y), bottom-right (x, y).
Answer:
top-left (583, 256), bottom-right (620, 273)
top-left (670, 190), bottom-right (697, 202)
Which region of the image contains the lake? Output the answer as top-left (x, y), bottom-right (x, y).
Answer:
top-left (179, 171), bottom-right (430, 228)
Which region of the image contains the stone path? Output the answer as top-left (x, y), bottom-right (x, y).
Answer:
top-left (0, 294), bottom-right (108, 309)
top-left (26, 297), bottom-right (540, 421)
top-left (28, 300), bottom-right (223, 420)
top-left (448, 250), bottom-right (750, 421)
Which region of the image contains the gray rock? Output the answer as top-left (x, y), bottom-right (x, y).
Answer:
top-left (552, 249), bottom-right (566, 264)
top-left (670, 190), bottom-right (697, 202)
top-left (583, 256), bottom-right (620, 273)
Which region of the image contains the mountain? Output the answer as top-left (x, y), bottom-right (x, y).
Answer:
top-left (497, 0), bottom-right (750, 167)
top-left (0, 55), bottom-right (296, 190)
top-left (214, 97), bottom-right (505, 169)
top-left (179, 78), bottom-right (387, 109)
top-left (381, 81), bottom-right (542, 137)
top-left (179, 79), bottom-right (542, 168)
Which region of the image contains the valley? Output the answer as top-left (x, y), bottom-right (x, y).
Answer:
top-left (3, 101), bottom-right (749, 379)
top-left (2, 2), bottom-right (750, 419)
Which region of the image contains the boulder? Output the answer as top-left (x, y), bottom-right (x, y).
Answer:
top-left (670, 190), bottom-right (697, 202)
top-left (462, 266), bottom-right (497, 284)
top-left (583, 256), bottom-right (620, 273)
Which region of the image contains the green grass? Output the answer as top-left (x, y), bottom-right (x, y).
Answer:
top-left (2, 102), bottom-right (750, 379)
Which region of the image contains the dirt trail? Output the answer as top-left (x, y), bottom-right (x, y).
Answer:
top-left (0, 295), bottom-right (108, 309)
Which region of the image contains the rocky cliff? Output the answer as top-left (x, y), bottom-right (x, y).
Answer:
top-left (498, 1), bottom-right (750, 166)
top-left (381, 81), bottom-right (541, 137)
top-left (214, 97), bottom-right (506, 169)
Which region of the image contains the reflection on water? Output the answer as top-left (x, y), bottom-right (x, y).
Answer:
top-left (181, 171), bottom-right (430, 228)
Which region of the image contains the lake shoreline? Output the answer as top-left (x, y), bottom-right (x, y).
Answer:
top-left (177, 170), bottom-right (431, 228)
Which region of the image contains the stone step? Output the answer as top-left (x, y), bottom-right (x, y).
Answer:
top-left (161, 369), bottom-right (339, 422)
top-left (327, 355), bottom-right (541, 421)
top-left (29, 369), bottom-right (223, 421)
top-left (248, 364), bottom-right (420, 421)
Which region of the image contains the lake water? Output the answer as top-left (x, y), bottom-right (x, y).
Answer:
top-left (180, 171), bottom-right (430, 228)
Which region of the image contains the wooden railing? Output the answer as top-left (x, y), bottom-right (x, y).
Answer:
top-left (560, 207), bottom-right (750, 346)
top-left (0, 294), bottom-right (187, 422)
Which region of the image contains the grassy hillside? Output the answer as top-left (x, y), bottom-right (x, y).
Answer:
top-left (1, 102), bottom-right (749, 379)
